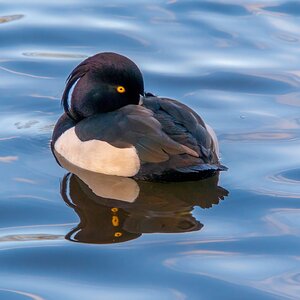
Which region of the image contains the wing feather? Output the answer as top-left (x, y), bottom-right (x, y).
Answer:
top-left (143, 96), bottom-right (216, 163)
top-left (74, 104), bottom-right (199, 164)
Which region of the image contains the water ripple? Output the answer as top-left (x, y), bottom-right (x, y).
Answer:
top-left (277, 92), bottom-right (300, 107)
top-left (0, 14), bottom-right (24, 24)
top-left (221, 131), bottom-right (297, 142)
top-left (168, 1), bottom-right (249, 16)
top-left (164, 251), bottom-right (300, 299)
top-left (271, 168), bottom-right (300, 184)
top-left (0, 288), bottom-right (44, 300)
top-left (22, 52), bottom-right (87, 59)
top-left (0, 66), bottom-right (53, 79)
top-left (263, 209), bottom-right (300, 235)
top-left (264, 2), bottom-right (300, 16)
top-left (0, 156), bottom-right (18, 163)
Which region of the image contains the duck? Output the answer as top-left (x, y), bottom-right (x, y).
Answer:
top-left (52, 52), bottom-right (227, 181)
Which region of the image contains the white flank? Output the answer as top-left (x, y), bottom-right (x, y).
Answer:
top-left (54, 127), bottom-right (140, 177)
top-left (205, 124), bottom-right (220, 158)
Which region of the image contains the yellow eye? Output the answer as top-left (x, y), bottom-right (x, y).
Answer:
top-left (114, 232), bottom-right (122, 238)
top-left (117, 86), bottom-right (126, 93)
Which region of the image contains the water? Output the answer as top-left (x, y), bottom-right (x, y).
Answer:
top-left (0, 0), bottom-right (300, 299)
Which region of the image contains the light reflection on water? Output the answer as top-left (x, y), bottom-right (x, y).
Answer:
top-left (164, 251), bottom-right (300, 299)
top-left (0, 0), bottom-right (300, 299)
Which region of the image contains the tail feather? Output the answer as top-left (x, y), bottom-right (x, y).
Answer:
top-left (135, 163), bottom-right (227, 182)
top-left (177, 163), bottom-right (227, 173)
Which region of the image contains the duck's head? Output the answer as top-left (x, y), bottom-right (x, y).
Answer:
top-left (62, 52), bottom-right (144, 121)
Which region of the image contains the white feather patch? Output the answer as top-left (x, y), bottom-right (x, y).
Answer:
top-left (54, 127), bottom-right (140, 177)
top-left (205, 124), bottom-right (220, 158)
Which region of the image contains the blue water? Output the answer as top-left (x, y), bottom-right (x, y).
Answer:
top-left (0, 1), bottom-right (300, 299)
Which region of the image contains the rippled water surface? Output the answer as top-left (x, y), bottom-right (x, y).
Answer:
top-left (0, 1), bottom-right (300, 299)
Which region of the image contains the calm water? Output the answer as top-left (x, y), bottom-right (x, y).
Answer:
top-left (0, 1), bottom-right (300, 299)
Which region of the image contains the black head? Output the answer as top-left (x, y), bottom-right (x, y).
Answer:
top-left (62, 52), bottom-right (144, 120)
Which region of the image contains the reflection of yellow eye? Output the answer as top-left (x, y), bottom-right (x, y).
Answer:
top-left (112, 216), bottom-right (119, 227)
top-left (114, 232), bottom-right (122, 238)
top-left (117, 86), bottom-right (126, 93)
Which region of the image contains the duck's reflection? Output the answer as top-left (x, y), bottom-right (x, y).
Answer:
top-left (59, 156), bottom-right (228, 244)
top-left (60, 174), bottom-right (229, 244)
